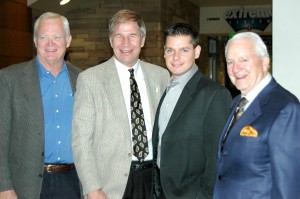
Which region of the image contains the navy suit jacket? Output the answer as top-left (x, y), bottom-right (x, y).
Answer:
top-left (214, 78), bottom-right (300, 199)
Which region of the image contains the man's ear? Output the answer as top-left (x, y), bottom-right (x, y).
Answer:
top-left (195, 45), bottom-right (201, 59)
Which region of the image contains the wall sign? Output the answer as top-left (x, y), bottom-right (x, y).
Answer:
top-left (200, 5), bottom-right (272, 34)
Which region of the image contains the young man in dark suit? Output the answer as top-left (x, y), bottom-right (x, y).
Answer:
top-left (152, 23), bottom-right (232, 199)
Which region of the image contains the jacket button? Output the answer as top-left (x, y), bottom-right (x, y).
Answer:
top-left (39, 174), bottom-right (43, 178)
top-left (218, 175), bottom-right (222, 180)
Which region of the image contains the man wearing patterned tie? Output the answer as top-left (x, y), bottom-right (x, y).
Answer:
top-left (152, 23), bottom-right (232, 199)
top-left (213, 32), bottom-right (300, 199)
top-left (72, 9), bottom-right (169, 199)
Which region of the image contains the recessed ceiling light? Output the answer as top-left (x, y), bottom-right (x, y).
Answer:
top-left (60, 0), bottom-right (70, 5)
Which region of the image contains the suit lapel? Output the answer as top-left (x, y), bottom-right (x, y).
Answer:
top-left (66, 63), bottom-right (80, 92)
top-left (223, 79), bottom-right (278, 147)
top-left (152, 91), bottom-right (167, 148)
top-left (103, 58), bottom-right (131, 141)
top-left (22, 59), bottom-right (44, 130)
top-left (218, 101), bottom-right (237, 150)
top-left (140, 62), bottom-right (165, 122)
top-left (166, 71), bottom-right (201, 129)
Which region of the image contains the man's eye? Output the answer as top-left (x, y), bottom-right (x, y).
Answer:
top-left (226, 61), bottom-right (234, 65)
top-left (181, 49), bottom-right (189, 53)
top-left (114, 34), bottom-right (122, 39)
top-left (165, 49), bottom-right (173, 53)
top-left (39, 36), bottom-right (47, 40)
top-left (54, 36), bottom-right (62, 40)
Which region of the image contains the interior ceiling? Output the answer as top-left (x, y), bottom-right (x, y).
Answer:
top-left (29, 0), bottom-right (272, 16)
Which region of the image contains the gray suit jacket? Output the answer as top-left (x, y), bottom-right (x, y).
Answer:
top-left (72, 57), bottom-right (169, 198)
top-left (0, 58), bottom-right (81, 199)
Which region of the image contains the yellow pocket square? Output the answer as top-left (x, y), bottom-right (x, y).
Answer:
top-left (240, 126), bottom-right (258, 137)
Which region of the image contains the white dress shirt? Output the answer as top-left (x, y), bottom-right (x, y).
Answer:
top-left (115, 58), bottom-right (153, 161)
top-left (243, 73), bottom-right (272, 111)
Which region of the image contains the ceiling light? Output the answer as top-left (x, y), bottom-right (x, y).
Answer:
top-left (60, 0), bottom-right (70, 5)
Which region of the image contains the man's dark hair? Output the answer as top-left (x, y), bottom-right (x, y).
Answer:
top-left (164, 23), bottom-right (199, 47)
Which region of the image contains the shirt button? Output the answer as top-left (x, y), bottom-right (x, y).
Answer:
top-left (56, 110), bottom-right (59, 113)
top-left (55, 94), bottom-right (58, 97)
top-left (57, 125), bottom-right (60, 128)
top-left (57, 157), bottom-right (61, 160)
top-left (128, 153), bottom-right (132, 157)
top-left (218, 175), bottom-right (222, 180)
top-left (58, 141), bottom-right (61, 144)
top-left (39, 174), bottom-right (43, 178)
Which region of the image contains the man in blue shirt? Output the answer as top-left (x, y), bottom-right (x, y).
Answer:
top-left (0, 12), bottom-right (82, 199)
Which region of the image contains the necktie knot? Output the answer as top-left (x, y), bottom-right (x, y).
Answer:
top-left (237, 97), bottom-right (248, 113)
top-left (235, 97), bottom-right (248, 120)
top-left (129, 68), bottom-right (134, 78)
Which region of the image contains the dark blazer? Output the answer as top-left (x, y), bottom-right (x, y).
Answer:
top-left (152, 69), bottom-right (232, 199)
top-left (0, 58), bottom-right (81, 199)
top-left (213, 78), bottom-right (300, 199)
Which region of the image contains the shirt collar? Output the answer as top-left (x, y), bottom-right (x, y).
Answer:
top-left (169, 64), bottom-right (198, 89)
top-left (114, 57), bottom-right (140, 74)
top-left (36, 56), bottom-right (67, 78)
top-left (243, 73), bottom-right (272, 103)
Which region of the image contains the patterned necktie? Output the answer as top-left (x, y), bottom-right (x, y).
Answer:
top-left (129, 69), bottom-right (149, 162)
top-left (232, 97), bottom-right (249, 124)
top-left (221, 97), bottom-right (248, 151)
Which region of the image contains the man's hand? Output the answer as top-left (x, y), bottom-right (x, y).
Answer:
top-left (87, 189), bottom-right (108, 199)
top-left (0, 190), bottom-right (17, 199)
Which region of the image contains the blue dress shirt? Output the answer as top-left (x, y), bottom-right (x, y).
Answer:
top-left (37, 57), bottom-right (74, 164)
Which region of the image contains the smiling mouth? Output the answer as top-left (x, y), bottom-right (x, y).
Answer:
top-left (120, 49), bottom-right (133, 54)
top-left (235, 74), bottom-right (247, 80)
top-left (171, 62), bottom-right (183, 67)
top-left (46, 49), bottom-right (56, 52)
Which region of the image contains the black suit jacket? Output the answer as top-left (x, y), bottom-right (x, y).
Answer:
top-left (152, 70), bottom-right (232, 199)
